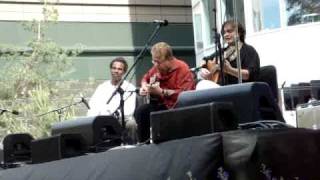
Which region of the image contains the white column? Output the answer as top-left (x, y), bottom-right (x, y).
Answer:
top-left (279, 0), bottom-right (287, 28)
top-left (243, 0), bottom-right (254, 34)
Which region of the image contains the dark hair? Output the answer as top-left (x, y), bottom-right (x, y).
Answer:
top-left (221, 20), bottom-right (246, 43)
top-left (109, 57), bottom-right (128, 73)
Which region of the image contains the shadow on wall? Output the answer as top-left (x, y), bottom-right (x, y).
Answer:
top-left (127, 2), bottom-right (195, 83)
top-left (130, 22), bottom-right (196, 84)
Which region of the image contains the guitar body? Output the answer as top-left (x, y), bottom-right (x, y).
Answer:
top-left (204, 43), bottom-right (242, 84)
top-left (146, 74), bottom-right (160, 104)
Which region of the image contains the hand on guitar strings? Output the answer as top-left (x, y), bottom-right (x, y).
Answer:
top-left (139, 82), bottom-right (161, 96)
top-left (199, 59), bottom-right (220, 80)
top-left (222, 60), bottom-right (232, 74)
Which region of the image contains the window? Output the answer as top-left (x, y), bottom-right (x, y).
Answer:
top-left (193, 14), bottom-right (204, 51)
top-left (203, 0), bottom-right (215, 45)
top-left (286, 0), bottom-right (320, 26)
top-left (252, 0), bottom-right (281, 32)
top-left (221, 0), bottom-right (245, 27)
top-left (192, 0), bottom-right (217, 52)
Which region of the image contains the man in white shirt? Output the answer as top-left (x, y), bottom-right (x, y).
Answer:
top-left (87, 57), bottom-right (137, 144)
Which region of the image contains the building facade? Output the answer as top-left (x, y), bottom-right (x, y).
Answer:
top-left (0, 0), bottom-right (195, 82)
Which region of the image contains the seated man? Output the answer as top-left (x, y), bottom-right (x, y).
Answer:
top-left (87, 57), bottom-right (137, 144)
top-left (134, 42), bottom-right (196, 143)
top-left (197, 20), bottom-right (260, 89)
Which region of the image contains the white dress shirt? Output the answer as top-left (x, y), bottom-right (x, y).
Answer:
top-left (87, 80), bottom-right (136, 119)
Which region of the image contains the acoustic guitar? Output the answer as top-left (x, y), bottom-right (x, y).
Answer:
top-left (146, 74), bottom-right (160, 104)
top-left (205, 43), bottom-right (242, 83)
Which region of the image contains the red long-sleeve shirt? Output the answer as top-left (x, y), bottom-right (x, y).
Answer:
top-left (141, 57), bottom-right (195, 108)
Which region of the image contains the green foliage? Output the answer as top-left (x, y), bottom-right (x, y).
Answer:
top-left (0, 1), bottom-right (83, 139)
top-left (0, 85), bottom-right (76, 138)
top-left (0, 40), bottom-right (82, 98)
top-left (286, 0), bottom-right (320, 25)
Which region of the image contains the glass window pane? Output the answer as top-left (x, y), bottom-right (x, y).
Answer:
top-left (286, 0), bottom-right (320, 26)
top-left (221, 0), bottom-right (245, 27)
top-left (193, 14), bottom-right (203, 51)
top-left (252, 0), bottom-right (263, 32)
top-left (262, 0), bottom-right (281, 29)
top-left (252, 0), bottom-right (280, 32)
top-left (203, 0), bottom-right (215, 45)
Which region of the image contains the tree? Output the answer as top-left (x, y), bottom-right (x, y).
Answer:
top-left (286, 0), bottom-right (320, 25)
top-left (0, 1), bottom-right (83, 138)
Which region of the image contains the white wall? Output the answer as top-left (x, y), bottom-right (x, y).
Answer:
top-left (0, 0), bottom-right (192, 23)
top-left (246, 22), bottom-right (320, 86)
top-left (246, 23), bottom-right (320, 127)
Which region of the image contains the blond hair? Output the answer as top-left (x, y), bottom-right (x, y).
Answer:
top-left (151, 42), bottom-right (173, 61)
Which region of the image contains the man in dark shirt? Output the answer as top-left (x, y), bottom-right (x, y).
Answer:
top-left (134, 42), bottom-right (195, 143)
top-left (199, 20), bottom-right (260, 86)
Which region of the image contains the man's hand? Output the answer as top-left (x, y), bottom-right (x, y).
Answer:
top-left (199, 68), bottom-right (211, 79)
top-left (139, 83), bottom-right (149, 96)
top-left (139, 82), bottom-right (162, 96)
top-left (200, 58), bottom-right (222, 80)
top-left (148, 82), bottom-right (161, 96)
top-left (223, 60), bottom-right (232, 74)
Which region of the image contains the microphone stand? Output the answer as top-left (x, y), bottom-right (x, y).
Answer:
top-left (106, 22), bottom-right (166, 144)
top-left (118, 87), bottom-right (125, 131)
top-left (232, 0), bottom-right (242, 84)
top-left (37, 100), bottom-right (82, 121)
top-left (212, 1), bottom-right (225, 85)
top-left (0, 109), bottom-right (18, 116)
top-left (0, 110), bottom-right (7, 116)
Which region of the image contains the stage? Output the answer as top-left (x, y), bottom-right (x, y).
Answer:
top-left (1, 128), bottom-right (320, 180)
top-left (0, 133), bottom-right (222, 180)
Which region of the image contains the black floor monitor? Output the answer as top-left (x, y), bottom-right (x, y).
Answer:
top-left (176, 82), bottom-right (284, 124)
top-left (151, 102), bottom-right (238, 143)
top-left (51, 116), bottom-right (122, 151)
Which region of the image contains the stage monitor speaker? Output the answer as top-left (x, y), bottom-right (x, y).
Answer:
top-left (176, 82), bottom-right (284, 124)
top-left (51, 116), bottom-right (122, 150)
top-left (311, 80), bottom-right (320, 100)
top-left (3, 133), bottom-right (34, 164)
top-left (297, 82), bottom-right (311, 103)
top-left (283, 86), bottom-right (299, 110)
top-left (31, 133), bottom-right (87, 164)
top-left (151, 102), bottom-right (238, 143)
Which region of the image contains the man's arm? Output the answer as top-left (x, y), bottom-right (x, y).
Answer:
top-left (139, 68), bottom-right (155, 96)
top-left (171, 67), bottom-right (196, 94)
top-left (223, 60), bottom-right (250, 80)
top-left (87, 84), bottom-right (104, 116)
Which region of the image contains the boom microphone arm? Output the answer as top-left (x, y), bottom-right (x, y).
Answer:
top-left (106, 20), bottom-right (168, 144)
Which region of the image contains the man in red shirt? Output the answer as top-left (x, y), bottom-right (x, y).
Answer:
top-left (134, 42), bottom-right (195, 143)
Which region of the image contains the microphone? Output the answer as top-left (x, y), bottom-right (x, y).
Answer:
top-left (126, 88), bottom-right (140, 93)
top-left (153, 19), bottom-right (169, 26)
top-left (80, 96), bottom-right (90, 109)
top-left (11, 110), bottom-right (19, 115)
top-left (203, 55), bottom-right (214, 61)
top-left (281, 81), bottom-right (286, 89)
top-left (203, 52), bottom-right (218, 61)
top-left (203, 49), bottom-right (225, 61)
top-left (190, 66), bottom-right (202, 72)
top-left (0, 108), bottom-right (19, 115)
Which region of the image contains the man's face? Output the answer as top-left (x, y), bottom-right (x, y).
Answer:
top-left (111, 61), bottom-right (125, 82)
top-left (152, 53), bottom-right (168, 73)
top-left (223, 24), bottom-right (236, 45)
